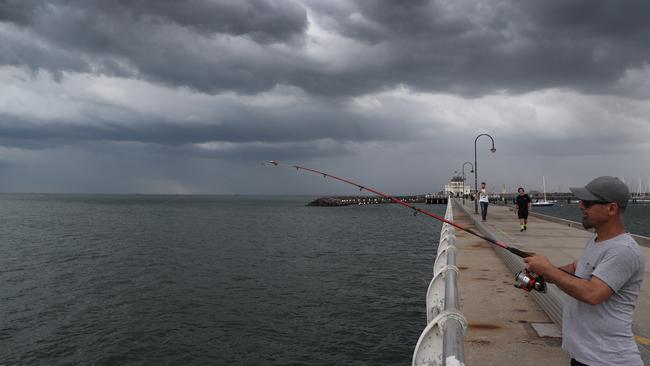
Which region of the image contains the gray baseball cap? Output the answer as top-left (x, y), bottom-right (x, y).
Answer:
top-left (570, 176), bottom-right (630, 208)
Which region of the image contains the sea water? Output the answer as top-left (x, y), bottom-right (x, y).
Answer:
top-left (0, 194), bottom-right (443, 365)
top-left (531, 203), bottom-right (650, 237)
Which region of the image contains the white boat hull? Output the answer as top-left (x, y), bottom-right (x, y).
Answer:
top-left (532, 201), bottom-right (554, 207)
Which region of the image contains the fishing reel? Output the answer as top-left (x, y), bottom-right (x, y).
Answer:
top-left (514, 269), bottom-right (547, 293)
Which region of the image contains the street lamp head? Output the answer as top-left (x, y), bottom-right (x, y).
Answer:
top-left (490, 147), bottom-right (496, 153)
top-left (470, 170), bottom-right (474, 173)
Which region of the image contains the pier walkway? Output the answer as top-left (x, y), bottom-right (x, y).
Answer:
top-left (452, 200), bottom-right (650, 365)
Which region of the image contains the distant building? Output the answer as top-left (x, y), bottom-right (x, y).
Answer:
top-left (444, 176), bottom-right (471, 196)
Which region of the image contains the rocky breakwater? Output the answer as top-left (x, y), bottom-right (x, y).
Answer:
top-left (307, 195), bottom-right (426, 207)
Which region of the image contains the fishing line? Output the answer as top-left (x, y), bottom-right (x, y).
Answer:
top-left (264, 160), bottom-right (533, 259)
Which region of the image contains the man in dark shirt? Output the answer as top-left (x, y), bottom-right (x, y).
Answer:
top-left (514, 187), bottom-right (532, 232)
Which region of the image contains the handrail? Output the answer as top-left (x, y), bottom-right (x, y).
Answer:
top-left (413, 199), bottom-right (467, 366)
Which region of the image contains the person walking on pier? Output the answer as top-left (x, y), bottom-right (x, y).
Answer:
top-left (524, 176), bottom-right (645, 366)
top-left (514, 187), bottom-right (532, 232)
top-left (478, 182), bottom-right (489, 221)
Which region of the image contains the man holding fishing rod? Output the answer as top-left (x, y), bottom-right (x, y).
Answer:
top-left (524, 176), bottom-right (645, 366)
top-left (267, 162), bottom-right (645, 365)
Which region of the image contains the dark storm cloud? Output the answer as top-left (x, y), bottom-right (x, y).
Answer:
top-left (0, 0), bottom-right (309, 92)
top-left (0, 106), bottom-right (413, 158)
top-left (0, 1), bottom-right (35, 25)
top-left (308, 0), bottom-right (650, 96)
top-left (0, 0), bottom-right (307, 43)
top-left (2, 0), bottom-right (650, 97)
top-left (142, 139), bottom-right (354, 162)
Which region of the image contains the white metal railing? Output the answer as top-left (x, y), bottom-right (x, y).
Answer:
top-left (413, 199), bottom-right (467, 366)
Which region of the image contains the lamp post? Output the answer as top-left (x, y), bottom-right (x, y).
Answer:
top-left (462, 161), bottom-right (474, 205)
top-left (474, 134), bottom-right (496, 214)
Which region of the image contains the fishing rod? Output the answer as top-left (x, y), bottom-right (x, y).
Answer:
top-left (266, 161), bottom-right (549, 291)
top-left (265, 160), bottom-right (547, 292)
top-left (267, 161), bottom-right (534, 254)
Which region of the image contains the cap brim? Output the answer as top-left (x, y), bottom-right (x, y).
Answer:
top-left (570, 187), bottom-right (599, 201)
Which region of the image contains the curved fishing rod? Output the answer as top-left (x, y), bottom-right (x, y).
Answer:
top-left (265, 160), bottom-right (533, 259)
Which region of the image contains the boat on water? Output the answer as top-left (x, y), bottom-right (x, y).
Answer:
top-left (532, 176), bottom-right (555, 207)
top-left (632, 177), bottom-right (650, 203)
top-left (532, 200), bottom-right (555, 207)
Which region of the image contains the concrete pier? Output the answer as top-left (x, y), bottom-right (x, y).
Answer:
top-left (453, 200), bottom-right (650, 364)
top-left (451, 203), bottom-right (569, 365)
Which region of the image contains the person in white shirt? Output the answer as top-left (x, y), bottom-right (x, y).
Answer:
top-left (478, 181), bottom-right (489, 221)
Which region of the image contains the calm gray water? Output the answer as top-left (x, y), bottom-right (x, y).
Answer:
top-left (0, 194), bottom-right (443, 365)
top-left (530, 202), bottom-right (650, 237)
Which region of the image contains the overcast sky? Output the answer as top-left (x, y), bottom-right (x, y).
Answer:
top-left (1, 0), bottom-right (649, 195)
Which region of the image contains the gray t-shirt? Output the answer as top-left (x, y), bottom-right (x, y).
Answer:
top-left (562, 233), bottom-right (645, 366)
